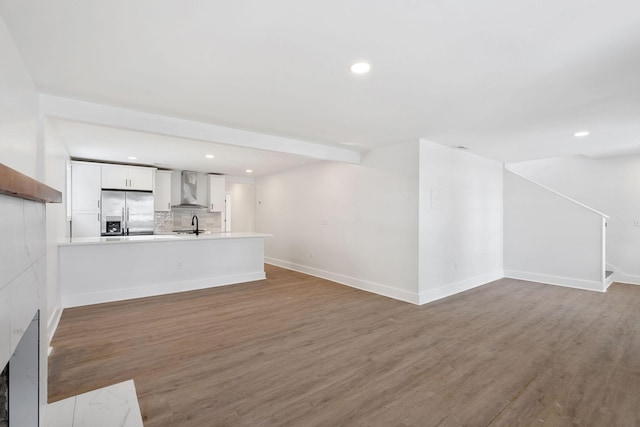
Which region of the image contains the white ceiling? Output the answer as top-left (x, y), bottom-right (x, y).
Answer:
top-left (2, 0), bottom-right (640, 163)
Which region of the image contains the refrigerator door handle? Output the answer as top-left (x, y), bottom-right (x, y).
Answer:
top-left (127, 207), bottom-right (130, 222)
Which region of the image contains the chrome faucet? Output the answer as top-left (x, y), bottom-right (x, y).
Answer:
top-left (191, 215), bottom-right (199, 236)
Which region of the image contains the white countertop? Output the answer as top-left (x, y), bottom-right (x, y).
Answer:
top-left (59, 232), bottom-right (271, 246)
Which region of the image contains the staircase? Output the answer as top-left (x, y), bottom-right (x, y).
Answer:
top-left (605, 270), bottom-right (614, 290)
top-left (504, 168), bottom-right (611, 292)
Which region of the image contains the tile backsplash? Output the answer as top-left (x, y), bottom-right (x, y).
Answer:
top-left (154, 209), bottom-right (222, 233)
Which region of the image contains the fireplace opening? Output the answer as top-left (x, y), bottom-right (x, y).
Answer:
top-left (0, 311), bottom-right (39, 427)
top-left (0, 363), bottom-right (7, 427)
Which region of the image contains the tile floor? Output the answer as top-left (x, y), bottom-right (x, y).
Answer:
top-left (45, 379), bottom-right (143, 427)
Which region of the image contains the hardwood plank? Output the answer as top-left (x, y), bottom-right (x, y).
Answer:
top-left (48, 266), bottom-right (640, 426)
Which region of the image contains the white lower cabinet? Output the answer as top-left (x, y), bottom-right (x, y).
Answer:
top-left (71, 211), bottom-right (101, 238)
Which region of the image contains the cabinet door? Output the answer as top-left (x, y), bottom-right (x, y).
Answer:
top-left (154, 171), bottom-right (172, 211)
top-left (129, 167), bottom-right (154, 191)
top-left (71, 211), bottom-right (100, 237)
top-left (208, 176), bottom-right (226, 212)
top-left (101, 165), bottom-right (129, 189)
top-left (72, 162), bottom-right (101, 211)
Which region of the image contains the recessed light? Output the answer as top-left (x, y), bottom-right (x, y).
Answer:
top-left (205, 154), bottom-right (214, 159)
top-left (350, 62), bottom-right (371, 74)
top-left (574, 131), bottom-right (590, 137)
top-left (128, 156), bottom-right (137, 160)
top-left (245, 169), bottom-right (253, 173)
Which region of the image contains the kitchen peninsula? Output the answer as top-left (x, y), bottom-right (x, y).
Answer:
top-left (58, 232), bottom-right (270, 307)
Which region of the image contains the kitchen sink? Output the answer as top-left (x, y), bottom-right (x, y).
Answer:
top-left (173, 229), bottom-right (208, 235)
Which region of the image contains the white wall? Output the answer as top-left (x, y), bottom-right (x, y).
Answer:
top-left (44, 121), bottom-right (70, 338)
top-left (503, 169), bottom-right (605, 291)
top-left (256, 141), bottom-right (420, 303)
top-left (418, 140), bottom-right (504, 304)
top-left (0, 16), bottom-right (38, 177)
top-left (508, 155), bottom-right (640, 285)
top-left (0, 14), bottom-right (48, 421)
top-left (226, 180), bottom-right (255, 232)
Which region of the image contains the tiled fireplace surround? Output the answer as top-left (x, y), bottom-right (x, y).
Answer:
top-left (0, 192), bottom-right (50, 426)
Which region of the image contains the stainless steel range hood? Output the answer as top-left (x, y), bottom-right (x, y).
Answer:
top-left (172, 170), bottom-right (208, 209)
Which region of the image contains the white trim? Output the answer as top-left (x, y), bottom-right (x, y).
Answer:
top-left (265, 257), bottom-right (420, 304)
top-left (418, 270), bottom-right (504, 305)
top-left (504, 270), bottom-right (605, 292)
top-left (606, 262), bottom-right (640, 286)
top-left (39, 94), bottom-right (361, 164)
top-left (47, 306), bottom-right (63, 344)
top-left (604, 275), bottom-right (615, 290)
top-left (504, 168), bottom-right (609, 218)
top-left (224, 175), bottom-right (255, 184)
top-left (601, 216), bottom-right (607, 284)
top-left (61, 272), bottom-right (265, 308)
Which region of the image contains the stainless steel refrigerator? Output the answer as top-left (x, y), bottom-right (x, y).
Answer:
top-left (101, 190), bottom-right (155, 236)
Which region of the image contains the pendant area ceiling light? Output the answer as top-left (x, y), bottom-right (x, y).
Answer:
top-left (245, 169), bottom-right (253, 173)
top-left (350, 62), bottom-right (371, 74)
top-left (205, 154), bottom-right (214, 159)
top-left (574, 131), bottom-right (590, 137)
top-left (128, 156), bottom-right (137, 160)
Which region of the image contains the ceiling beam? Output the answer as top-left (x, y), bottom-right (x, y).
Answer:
top-left (39, 95), bottom-right (361, 164)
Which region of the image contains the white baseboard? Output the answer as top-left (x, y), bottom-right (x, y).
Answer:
top-left (606, 263), bottom-right (640, 286)
top-left (61, 271), bottom-right (266, 308)
top-left (418, 270), bottom-right (504, 305)
top-left (604, 275), bottom-right (615, 291)
top-left (265, 257), bottom-right (420, 304)
top-left (47, 306), bottom-right (63, 344)
top-left (504, 270), bottom-right (605, 292)
top-left (613, 275), bottom-right (640, 286)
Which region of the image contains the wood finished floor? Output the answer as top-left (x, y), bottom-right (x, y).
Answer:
top-left (49, 265), bottom-right (640, 426)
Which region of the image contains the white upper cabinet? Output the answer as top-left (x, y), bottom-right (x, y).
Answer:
top-left (101, 165), bottom-right (128, 189)
top-left (154, 170), bottom-right (173, 212)
top-left (208, 175), bottom-right (226, 212)
top-left (71, 161), bottom-right (101, 212)
top-left (102, 164), bottom-right (154, 191)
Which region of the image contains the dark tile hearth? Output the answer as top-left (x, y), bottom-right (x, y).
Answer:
top-left (0, 363), bottom-right (7, 427)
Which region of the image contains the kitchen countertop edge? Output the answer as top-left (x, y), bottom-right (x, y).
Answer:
top-left (59, 232), bottom-right (272, 246)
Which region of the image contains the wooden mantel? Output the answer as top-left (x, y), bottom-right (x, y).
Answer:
top-left (0, 163), bottom-right (62, 203)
